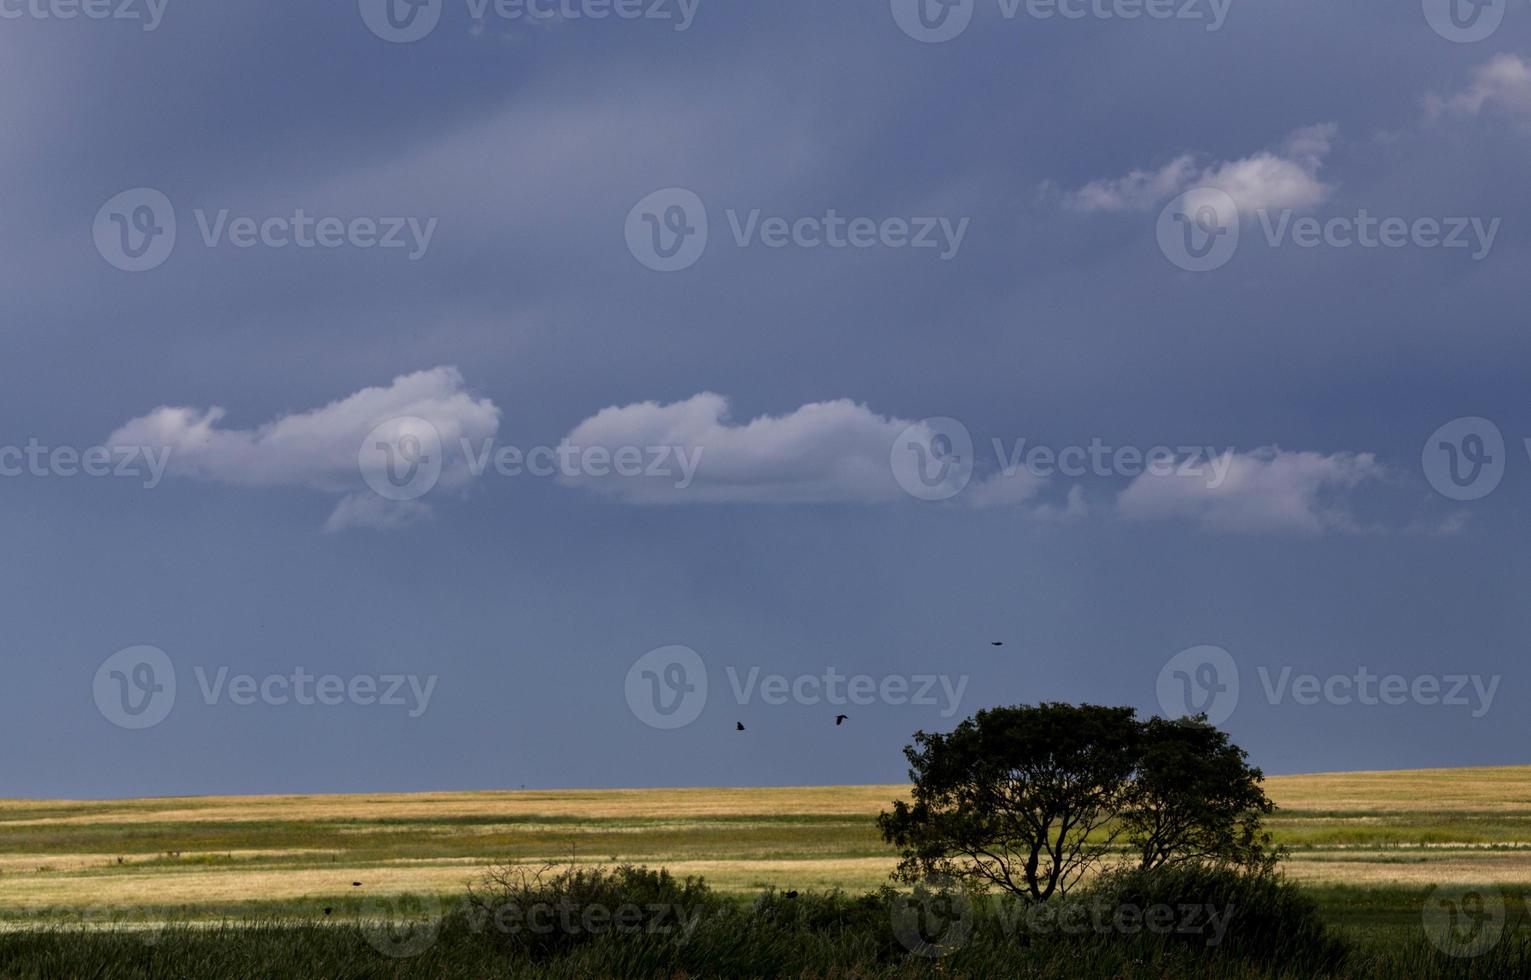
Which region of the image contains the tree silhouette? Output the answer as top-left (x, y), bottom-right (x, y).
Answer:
top-left (879, 703), bottom-right (1278, 902)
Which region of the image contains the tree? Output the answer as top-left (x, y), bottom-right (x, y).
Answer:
top-left (877, 703), bottom-right (1140, 902)
top-left (1121, 714), bottom-right (1279, 874)
top-left (878, 704), bottom-right (1281, 903)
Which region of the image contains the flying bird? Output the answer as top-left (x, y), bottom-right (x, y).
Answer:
top-left (835, 715), bottom-right (848, 726)
top-left (736, 722), bottom-right (745, 731)
top-left (352, 882), bottom-right (363, 887)
top-left (323, 908), bottom-right (333, 916)
top-left (991, 641), bottom-right (1004, 647)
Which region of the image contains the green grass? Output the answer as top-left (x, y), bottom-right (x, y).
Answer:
top-left (4, 772), bottom-right (1531, 975)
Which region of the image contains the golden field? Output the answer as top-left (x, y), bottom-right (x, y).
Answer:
top-left (2, 767), bottom-right (1529, 919)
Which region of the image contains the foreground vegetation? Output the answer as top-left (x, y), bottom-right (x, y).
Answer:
top-left (0, 863), bottom-right (1527, 979)
top-left (3, 766), bottom-right (1531, 976)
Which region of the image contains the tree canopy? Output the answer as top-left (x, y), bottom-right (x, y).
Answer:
top-left (878, 703), bottom-right (1277, 901)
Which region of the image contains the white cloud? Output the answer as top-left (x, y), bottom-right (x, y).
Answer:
top-left (323, 494), bottom-right (433, 534)
top-left (964, 469), bottom-right (1050, 509)
top-left (1030, 485), bottom-right (1089, 524)
top-left (107, 367), bottom-right (500, 530)
top-left (1062, 124), bottom-right (1336, 215)
top-left (560, 393), bottom-right (920, 504)
top-left (1116, 446), bottom-right (1382, 534)
top-left (1426, 54), bottom-right (1531, 121)
top-left (1064, 155), bottom-right (1199, 212)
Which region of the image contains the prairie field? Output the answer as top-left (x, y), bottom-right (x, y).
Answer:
top-left (1, 766), bottom-right (1530, 941)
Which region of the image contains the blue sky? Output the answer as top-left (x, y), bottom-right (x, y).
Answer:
top-left (2, 0), bottom-right (1530, 798)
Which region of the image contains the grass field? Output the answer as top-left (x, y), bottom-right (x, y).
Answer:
top-left (2, 767), bottom-right (1529, 954)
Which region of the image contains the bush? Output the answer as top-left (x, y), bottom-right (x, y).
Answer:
top-left (1087, 863), bottom-right (1349, 972)
top-left (461, 862), bottom-right (725, 960)
top-left (749, 887), bottom-right (889, 935)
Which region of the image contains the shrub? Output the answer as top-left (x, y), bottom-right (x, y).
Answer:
top-left (1088, 862), bottom-right (1349, 972)
top-left (461, 861), bottom-right (724, 960)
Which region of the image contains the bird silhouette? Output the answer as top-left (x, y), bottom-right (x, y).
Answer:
top-left (736, 722), bottom-right (745, 731)
top-left (991, 641), bottom-right (1004, 647)
top-left (352, 882), bottom-right (363, 887)
top-left (323, 907), bottom-right (333, 916)
top-left (835, 715), bottom-right (848, 726)
top-left (785, 890), bottom-right (799, 899)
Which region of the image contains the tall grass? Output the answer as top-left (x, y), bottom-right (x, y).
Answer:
top-left (2, 863), bottom-right (1526, 978)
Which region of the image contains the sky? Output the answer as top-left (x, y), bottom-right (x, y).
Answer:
top-left (2, 0), bottom-right (1530, 799)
